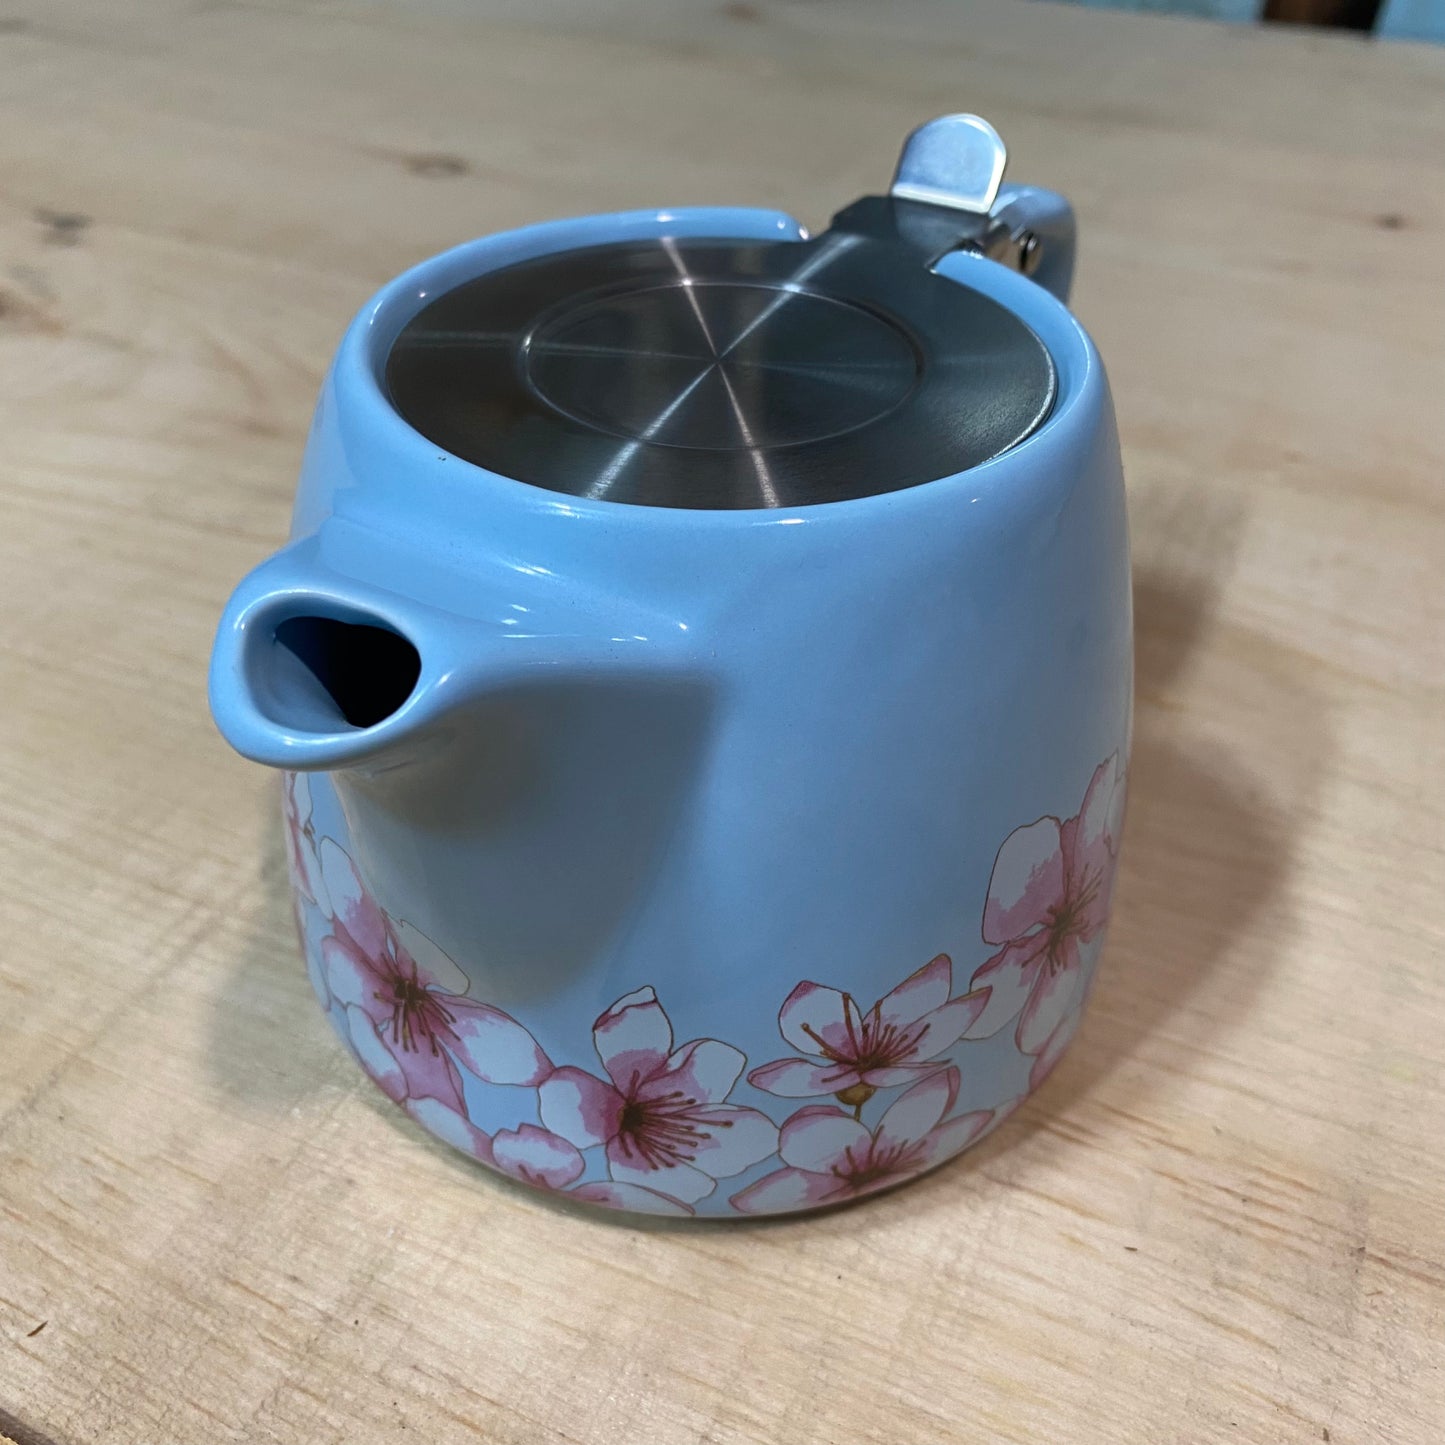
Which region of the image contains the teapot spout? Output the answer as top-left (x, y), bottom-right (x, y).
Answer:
top-left (209, 540), bottom-right (473, 773)
top-left (210, 534), bottom-right (694, 775)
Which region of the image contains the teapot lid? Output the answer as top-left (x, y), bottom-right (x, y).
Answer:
top-left (386, 117), bottom-right (1058, 509)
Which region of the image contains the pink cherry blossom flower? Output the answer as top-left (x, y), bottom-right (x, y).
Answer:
top-left (730, 1067), bottom-right (991, 1214)
top-left (539, 987), bottom-right (778, 1205)
top-left (746, 954), bottom-right (990, 1114)
top-left (282, 770), bottom-right (326, 910)
top-left (967, 754), bottom-right (1125, 1055)
top-left (318, 839), bottom-right (551, 1113)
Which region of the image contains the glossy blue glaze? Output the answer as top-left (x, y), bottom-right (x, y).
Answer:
top-left (210, 205), bottom-right (1132, 1219)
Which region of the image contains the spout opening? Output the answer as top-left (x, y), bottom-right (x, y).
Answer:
top-left (254, 611), bottom-right (422, 735)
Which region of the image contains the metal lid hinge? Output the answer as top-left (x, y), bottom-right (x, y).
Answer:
top-left (888, 114), bottom-right (1048, 279)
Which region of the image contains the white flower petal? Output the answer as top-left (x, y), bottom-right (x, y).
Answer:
top-left (593, 986), bottom-right (673, 1089)
top-left (607, 1152), bottom-right (717, 1204)
top-left (343, 1005), bottom-right (407, 1102)
top-left (321, 935), bottom-right (376, 1013)
top-left (492, 1125), bottom-right (585, 1189)
top-left (877, 954), bottom-right (952, 1028)
top-left (1017, 960), bottom-right (1081, 1056)
top-left (916, 1111), bottom-right (992, 1169)
top-left (539, 1067), bottom-right (623, 1149)
top-left (569, 1181), bottom-right (693, 1216)
top-left (982, 817), bottom-right (1064, 945)
top-left (966, 937), bottom-right (1049, 1039)
top-left (447, 1001), bottom-right (551, 1086)
top-left (778, 1108), bottom-right (870, 1172)
top-left (1076, 754), bottom-right (1123, 861)
top-left (404, 1095), bottom-right (492, 1161)
top-left (317, 838), bottom-right (387, 956)
top-left (645, 1039), bottom-right (743, 1106)
top-left (778, 982), bottom-right (853, 1058)
top-left (687, 1106), bottom-right (779, 1178)
top-left (730, 1167), bottom-right (842, 1215)
top-left (876, 1068), bottom-right (960, 1148)
top-left (389, 918), bottom-right (470, 996)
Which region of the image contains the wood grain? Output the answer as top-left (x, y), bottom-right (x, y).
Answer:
top-left (1, 2), bottom-right (1442, 1441)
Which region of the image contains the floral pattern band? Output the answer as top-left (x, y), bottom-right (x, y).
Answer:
top-left (284, 754), bottom-right (1125, 1216)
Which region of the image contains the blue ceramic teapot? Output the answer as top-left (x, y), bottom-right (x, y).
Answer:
top-left (210, 116), bottom-right (1131, 1218)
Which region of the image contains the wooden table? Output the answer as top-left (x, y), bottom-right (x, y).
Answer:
top-left (2, 2), bottom-right (1442, 1440)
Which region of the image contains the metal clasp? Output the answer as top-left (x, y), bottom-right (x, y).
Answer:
top-left (892, 114), bottom-right (1045, 278)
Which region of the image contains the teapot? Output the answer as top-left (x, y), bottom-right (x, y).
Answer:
top-left (210, 115), bottom-right (1131, 1218)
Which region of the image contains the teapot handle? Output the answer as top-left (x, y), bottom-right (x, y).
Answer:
top-left (990, 184), bottom-right (1077, 305)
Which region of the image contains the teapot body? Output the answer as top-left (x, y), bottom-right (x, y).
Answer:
top-left (221, 203), bottom-right (1131, 1219)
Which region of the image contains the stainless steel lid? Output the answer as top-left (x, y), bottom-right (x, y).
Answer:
top-left (385, 116), bottom-right (1058, 509)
